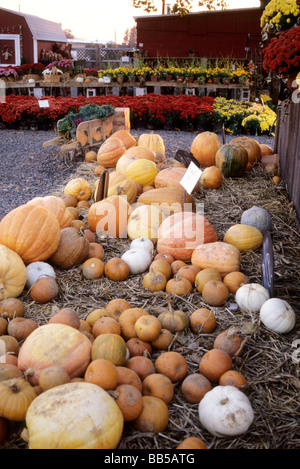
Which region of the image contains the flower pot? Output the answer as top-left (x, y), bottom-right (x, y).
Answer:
top-left (212, 77), bottom-right (220, 85)
top-left (186, 77), bottom-right (194, 83)
top-left (150, 76), bottom-right (158, 82)
top-left (165, 75), bottom-right (173, 82)
top-left (177, 76), bottom-right (184, 83)
top-left (222, 78), bottom-right (231, 85)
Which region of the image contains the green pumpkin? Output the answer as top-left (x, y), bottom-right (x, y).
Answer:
top-left (215, 144), bottom-right (248, 178)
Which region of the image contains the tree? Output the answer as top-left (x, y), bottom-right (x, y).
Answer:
top-left (123, 26), bottom-right (137, 47)
top-left (132, 0), bottom-right (228, 16)
top-left (64, 29), bottom-right (75, 39)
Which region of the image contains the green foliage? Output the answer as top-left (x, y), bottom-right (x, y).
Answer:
top-left (132, 0), bottom-right (228, 15)
top-left (58, 104), bottom-right (115, 133)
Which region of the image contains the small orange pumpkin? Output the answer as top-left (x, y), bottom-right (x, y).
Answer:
top-left (114, 384), bottom-right (143, 422)
top-left (84, 358), bottom-right (118, 390)
top-left (142, 373), bottom-right (174, 404)
top-left (181, 373), bottom-right (212, 403)
top-left (199, 348), bottom-right (232, 383)
top-left (189, 308), bottom-right (216, 334)
top-left (155, 351), bottom-right (187, 383)
top-left (132, 395), bottom-right (169, 434)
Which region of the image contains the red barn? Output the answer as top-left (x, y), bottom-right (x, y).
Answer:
top-left (0, 7), bottom-right (68, 66)
top-left (135, 8), bottom-right (263, 59)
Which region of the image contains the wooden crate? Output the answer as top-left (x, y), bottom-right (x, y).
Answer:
top-left (112, 107), bottom-right (130, 132)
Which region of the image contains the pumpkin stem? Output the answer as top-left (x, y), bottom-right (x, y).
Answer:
top-left (8, 379), bottom-right (20, 393)
top-left (24, 367), bottom-right (35, 380)
top-left (220, 397), bottom-right (229, 405)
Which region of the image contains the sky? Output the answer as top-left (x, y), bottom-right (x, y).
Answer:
top-left (0, 0), bottom-right (261, 44)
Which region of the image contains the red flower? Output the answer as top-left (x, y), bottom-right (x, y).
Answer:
top-left (263, 26), bottom-right (300, 74)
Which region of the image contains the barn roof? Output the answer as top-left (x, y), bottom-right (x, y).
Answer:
top-left (0, 7), bottom-right (67, 42)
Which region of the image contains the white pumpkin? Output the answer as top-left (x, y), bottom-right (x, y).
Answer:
top-left (121, 248), bottom-right (152, 275)
top-left (260, 298), bottom-right (296, 334)
top-left (127, 204), bottom-right (166, 243)
top-left (198, 385), bottom-right (254, 437)
top-left (130, 237), bottom-right (154, 255)
top-left (241, 206), bottom-right (272, 235)
top-left (26, 262), bottom-right (56, 289)
top-left (235, 283), bottom-right (270, 313)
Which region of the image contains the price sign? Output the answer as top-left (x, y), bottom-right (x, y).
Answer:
top-left (180, 161), bottom-right (202, 195)
top-left (38, 100), bottom-right (50, 108)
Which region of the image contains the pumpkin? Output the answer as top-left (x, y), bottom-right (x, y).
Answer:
top-left (191, 241), bottom-right (241, 277)
top-left (0, 204), bottom-right (60, 264)
top-left (142, 373), bottom-right (174, 404)
top-left (50, 227), bottom-right (89, 269)
top-left (87, 242), bottom-right (104, 260)
top-left (88, 195), bottom-right (132, 238)
top-left (0, 245), bottom-right (27, 300)
top-left (105, 171), bottom-right (138, 205)
top-left (30, 277), bottom-right (59, 303)
top-left (134, 314), bottom-right (161, 342)
top-left (17, 323), bottom-right (92, 386)
top-left (259, 298), bottom-right (296, 334)
top-left (91, 333), bottom-right (127, 366)
top-left (125, 145), bottom-right (156, 161)
top-left (200, 166), bottom-right (223, 189)
top-left (191, 131), bottom-right (222, 167)
top-left (111, 130), bottom-right (136, 149)
top-left (92, 317), bottom-right (121, 337)
top-left (198, 385), bottom-right (254, 437)
top-left (66, 206), bottom-right (79, 219)
top-left (143, 270), bottom-right (167, 292)
top-left (38, 366), bottom-right (71, 391)
top-left (189, 308), bottom-right (216, 334)
top-left (125, 158), bottom-right (158, 187)
top-left (27, 195), bottom-right (73, 228)
top-left (0, 364), bottom-right (24, 382)
top-left (130, 237), bottom-right (154, 255)
top-left (116, 153), bottom-right (138, 175)
top-left (22, 382), bottom-right (123, 449)
top-left (48, 307), bottom-right (81, 329)
top-left (116, 366), bottom-right (142, 392)
top-left (94, 164), bottom-right (106, 177)
top-left (64, 178), bottom-right (91, 201)
top-left (215, 144), bottom-right (248, 178)
top-left (85, 150), bottom-right (97, 162)
top-left (132, 395), bottom-right (169, 433)
top-left (0, 298), bottom-right (24, 320)
top-left (176, 265), bottom-right (201, 284)
top-left (157, 211), bottom-right (218, 261)
top-left (127, 204), bottom-right (166, 243)
top-left (0, 335), bottom-right (19, 357)
top-left (70, 219), bottom-right (86, 231)
top-left (154, 167), bottom-right (200, 191)
top-left (155, 351), bottom-right (187, 383)
top-left (176, 437), bottom-right (207, 449)
top-left (199, 349), bottom-right (232, 383)
top-left (81, 257), bottom-right (105, 279)
top-left (219, 370), bottom-right (247, 389)
top-left (260, 144), bottom-right (273, 157)
top-left (213, 329), bottom-right (244, 357)
top-left (84, 358), bottom-right (118, 390)
top-left (0, 317), bottom-right (7, 335)
top-left (104, 257), bottom-right (130, 281)
top-left (105, 298), bottom-right (132, 321)
top-left (126, 337), bottom-right (152, 357)
top-left (223, 271), bottom-right (248, 294)
top-left (61, 194), bottom-right (78, 208)
top-left (150, 258), bottom-right (172, 279)
top-left (241, 206), bottom-right (272, 235)
top-left (114, 384), bottom-right (143, 422)
top-left (7, 317), bottom-right (38, 342)
top-left (229, 136), bottom-right (261, 164)
top-left (137, 132), bottom-right (165, 155)
top-left (171, 260), bottom-right (186, 275)
top-left (137, 187), bottom-right (195, 214)
top-left (181, 373), bottom-right (212, 403)
top-left (97, 136), bottom-right (126, 168)
top-left (195, 268), bottom-right (222, 293)
top-left (158, 309), bottom-right (189, 333)
top-left (235, 283), bottom-right (270, 313)
top-left (26, 261), bottom-right (56, 289)
top-left (0, 378), bottom-right (37, 421)
top-left (126, 356), bottom-right (155, 381)
top-left (165, 276), bottom-right (193, 296)
top-left (224, 224), bottom-right (263, 252)
top-left (118, 308), bottom-right (149, 340)
top-left (201, 280), bottom-right (229, 306)
top-left (150, 328), bottom-right (173, 350)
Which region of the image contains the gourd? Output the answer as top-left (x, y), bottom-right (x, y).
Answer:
top-left (191, 241), bottom-right (241, 277)
top-left (88, 195), bottom-right (132, 238)
top-left (134, 315), bottom-right (161, 342)
top-left (26, 261), bottom-right (56, 289)
top-left (198, 385), bottom-right (254, 437)
top-left (241, 206), bottom-right (272, 235)
top-left (0, 204), bottom-right (60, 264)
top-left (97, 136), bottom-right (126, 168)
top-left (64, 178), bottom-right (92, 201)
top-left (259, 298), bottom-right (296, 334)
top-left (0, 245), bottom-right (27, 300)
top-left (127, 204), bottom-right (166, 243)
top-left (21, 382), bottom-right (124, 449)
top-left (121, 248), bottom-right (152, 275)
top-left (49, 227), bottom-right (89, 269)
top-left (223, 224), bottom-right (263, 252)
top-left (137, 132), bottom-right (165, 155)
top-left (215, 144), bottom-right (248, 178)
top-left (157, 212), bottom-right (218, 261)
top-left (235, 283), bottom-right (270, 313)
top-left (191, 131), bottom-right (222, 167)
top-left (200, 166), bottom-right (223, 189)
top-left (125, 158), bottom-right (158, 187)
top-left (27, 195), bottom-right (73, 228)
top-left (130, 237), bottom-right (154, 255)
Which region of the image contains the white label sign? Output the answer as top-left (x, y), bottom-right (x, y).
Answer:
top-left (38, 100), bottom-right (50, 108)
top-left (180, 161), bottom-right (202, 195)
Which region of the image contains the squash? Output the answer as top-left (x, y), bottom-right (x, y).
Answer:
top-left (181, 373), bottom-right (212, 403)
top-left (215, 144), bottom-right (248, 178)
top-left (157, 211), bottom-right (218, 261)
top-left (97, 136), bottom-right (126, 168)
top-left (121, 248), bottom-right (152, 275)
top-left (105, 171), bottom-right (138, 205)
top-left (104, 257), bottom-right (130, 282)
top-left (229, 136), bottom-right (261, 164)
top-left (125, 158), bottom-right (158, 187)
top-left (137, 187), bottom-right (195, 215)
top-left (116, 153), bottom-right (138, 175)
top-left (154, 167), bottom-right (200, 192)
top-left (200, 166), bottom-right (223, 189)
top-left (137, 132), bottom-right (165, 155)
top-left (127, 204), bottom-right (166, 243)
top-left (91, 333), bottom-right (127, 365)
top-left (64, 178), bottom-right (92, 201)
top-left (132, 395), bottom-right (168, 433)
top-left (130, 237), bottom-right (154, 255)
top-left (125, 145), bottom-right (156, 161)
top-left (155, 351), bottom-right (188, 383)
top-left (142, 373), bottom-right (174, 404)
top-left (0, 245), bottom-right (27, 300)
top-left (0, 204), bottom-right (60, 264)
top-left (27, 195), bottom-right (73, 229)
top-left (199, 349), bottom-right (232, 383)
top-left (22, 382), bottom-right (124, 449)
top-left (191, 131), bottom-right (222, 167)
top-left (0, 378), bottom-right (37, 421)
top-left (259, 298), bottom-right (296, 334)
top-left (30, 277), bottom-right (58, 303)
top-left (88, 195), bottom-right (132, 238)
top-left (235, 283), bottom-right (270, 313)
top-left (114, 384), bottom-right (143, 422)
top-left (241, 206), bottom-right (272, 235)
top-left (49, 227), bottom-right (89, 269)
top-left (191, 241), bottom-right (241, 277)
top-left (224, 224), bottom-right (263, 251)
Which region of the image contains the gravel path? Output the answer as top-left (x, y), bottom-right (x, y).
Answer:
top-left (0, 128), bottom-right (275, 220)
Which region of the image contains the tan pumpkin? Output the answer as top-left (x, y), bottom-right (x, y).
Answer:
top-left (137, 187), bottom-right (195, 215)
top-left (50, 227), bottom-right (89, 269)
top-left (191, 241), bottom-right (241, 277)
top-left (64, 178), bottom-right (92, 201)
top-left (124, 145), bottom-right (156, 161)
top-left (181, 373), bottom-right (212, 403)
top-left (87, 242), bottom-right (105, 260)
top-left (115, 153), bottom-right (138, 175)
top-left (126, 337), bottom-right (152, 357)
top-left (142, 270), bottom-right (167, 292)
top-left (150, 258), bottom-right (172, 279)
top-left (137, 132), bottom-right (165, 155)
top-left (0, 378), bottom-right (37, 421)
top-left (0, 245), bottom-right (27, 300)
top-left (111, 130), bottom-right (136, 149)
top-left (134, 314), bottom-right (161, 342)
top-left (0, 364), bottom-right (24, 382)
top-left (165, 276), bottom-right (193, 296)
top-left (38, 366), bottom-right (71, 391)
top-left (94, 164), bottom-right (106, 177)
top-left (0, 317), bottom-right (8, 335)
top-left (61, 194), bottom-right (78, 208)
top-left (200, 166), bottom-right (223, 189)
top-left (88, 195), bottom-right (132, 238)
top-left (195, 268), bottom-right (222, 293)
top-left (97, 136), bottom-right (126, 168)
top-left (85, 150), bottom-right (97, 162)
top-left (223, 224), bottom-right (263, 251)
top-left (0, 298), bottom-right (25, 320)
top-left (132, 395), bottom-right (169, 433)
top-left (7, 317), bottom-right (38, 341)
top-left (0, 204), bottom-right (60, 264)
top-left (158, 309), bottom-right (189, 333)
top-left (150, 328), bottom-right (173, 350)
top-left (177, 265), bottom-right (201, 284)
top-left (190, 131), bottom-right (222, 167)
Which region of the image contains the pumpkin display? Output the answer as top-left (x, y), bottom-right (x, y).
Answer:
top-left (137, 187), bottom-right (195, 215)
top-left (191, 242), bottom-right (241, 277)
top-left (0, 378), bottom-right (37, 421)
top-left (64, 178), bottom-right (91, 201)
top-left (30, 277), bottom-right (59, 303)
top-left (22, 382), bottom-right (124, 449)
top-left (114, 384), bottom-right (143, 422)
top-left (191, 131), bottom-right (222, 167)
top-left (241, 206), bottom-right (272, 235)
top-left (223, 271), bottom-right (248, 294)
top-left (259, 298), bottom-right (296, 334)
top-left (202, 280), bottom-right (229, 306)
top-left (91, 333), bottom-right (127, 366)
top-left (49, 227), bottom-right (89, 269)
top-left (127, 204), bottom-right (166, 243)
top-left (26, 261), bottom-right (56, 289)
top-left (137, 132), bottom-right (165, 155)
top-left (189, 308), bottom-right (216, 334)
top-left (224, 224), bottom-right (263, 252)
top-left (125, 158), bottom-right (158, 187)
top-left (17, 323), bottom-right (92, 385)
top-left (235, 283), bottom-right (270, 313)
top-left (97, 136), bottom-right (126, 168)
top-left (27, 195), bottom-right (73, 229)
top-left (181, 373), bottom-right (212, 403)
top-left (142, 373), bottom-right (174, 404)
top-left (155, 351), bottom-right (188, 383)
top-left (132, 395), bottom-right (169, 433)
top-left (200, 166), bottom-right (223, 189)
top-left (229, 136), bottom-right (261, 164)
top-left (122, 247), bottom-right (153, 275)
top-left (0, 245), bottom-right (27, 300)
top-left (157, 212), bottom-right (218, 261)
top-left (0, 204), bottom-right (60, 264)
top-left (215, 144), bottom-right (248, 178)
top-left (198, 385), bottom-right (254, 437)
top-left (88, 195), bottom-right (132, 238)
top-left (199, 348), bottom-right (232, 382)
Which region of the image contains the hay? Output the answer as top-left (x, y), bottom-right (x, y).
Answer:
top-left (2, 152), bottom-right (300, 451)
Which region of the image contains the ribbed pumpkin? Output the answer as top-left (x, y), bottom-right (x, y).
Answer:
top-left (49, 227), bottom-right (89, 269)
top-left (124, 146), bottom-right (156, 162)
top-left (88, 195), bottom-right (132, 238)
top-left (91, 333), bottom-right (127, 366)
top-left (215, 144), bottom-right (248, 178)
top-left (191, 131), bottom-right (222, 167)
top-left (127, 205), bottom-right (166, 243)
top-left (111, 130), bottom-right (136, 149)
top-left (191, 241), bottom-right (241, 277)
top-left (116, 153), bottom-right (138, 175)
top-left (0, 245), bottom-right (27, 300)
top-left (137, 132), bottom-right (165, 155)
top-left (157, 212), bottom-right (218, 261)
top-left (224, 224), bottom-right (263, 252)
top-left (97, 136), bottom-right (126, 168)
top-left (200, 166), bottom-right (223, 189)
top-left (0, 204), bottom-right (60, 264)
top-left (138, 187), bottom-right (195, 214)
top-left (154, 167), bottom-right (199, 191)
top-left (27, 195), bottom-right (74, 229)
top-left (64, 178), bottom-right (92, 201)
top-left (125, 158), bottom-right (158, 187)
top-left (17, 323), bottom-right (92, 386)
top-left (229, 137), bottom-right (261, 164)
top-left (95, 171), bottom-right (137, 205)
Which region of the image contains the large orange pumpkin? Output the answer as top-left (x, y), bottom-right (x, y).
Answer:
top-left (0, 204), bottom-right (60, 264)
top-left (229, 137), bottom-right (261, 164)
top-left (191, 132), bottom-right (222, 167)
top-left (88, 195), bottom-right (132, 238)
top-left (154, 167), bottom-right (200, 191)
top-left (97, 137), bottom-right (126, 168)
top-left (191, 241), bottom-right (241, 277)
top-left (27, 195), bottom-right (74, 228)
top-left (49, 227), bottom-right (89, 269)
top-left (157, 212), bottom-right (218, 261)
top-left (0, 245), bottom-right (27, 300)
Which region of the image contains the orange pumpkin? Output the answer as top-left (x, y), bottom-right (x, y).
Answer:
top-left (134, 315), bottom-right (162, 342)
top-left (38, 366), bottom-right (71, 391)
top-left (48, 308), bottom-right (80, 329)
top-left (92, 317), bottom-right (121, 337)
top-left (64, 178), bottom-right (92, 201)
top-left (0, 378), bottom-right (37, 421)
top-left (176, 437), bottom-right (207, 449)
top-left (114, 384), bottom-right (143, 422)
top-left (97, 136), bottom-right (126, 168)
top-left (126, 337), bottom-right (152, 357)
top-left (150, 329), bottom-right (173, 350)
top-left (219, 369), bottom-right (247, 389)
top-left (27, 195), bottom-right (73, 229)
top-left (84, 358), bottom-right (118, 390)
top-left (195, 268), bottom-right (222, 293)
top-left (115, 366), bottom-right (142, 392)
top-left (189, 308), bottom-right (216, 334)
top-left (118, 308), bottom-right (149, 341)
top-left (81, 258), bottom-right (105, 279)
top-left (142, 373), bottom-right (174, 404)
top-left (191, 131), bottom-right (222, 167)
top-left (165, 276), bottom-right (193, 296)
top-left (223, 271), bottom-right (248, 294)
top-left (155, 351), bottom-right (187, 383)
top-left (213, 328), bottom-right (244, 357)
top-left (181, 373), bottom-right (212, 403)
top-left (229, 137), bottom-right (261, 164)
top-left (104, 257), bottom-right (130, 282)
top-left (158, 309), bottom-right (189, 333)
top-left (49, 227), bottom-right (89, 269)
top-left (132, 395), bottom-right (169, 433)
top-left (191, 241), bottom-right (241, 277)
top-left (111, 130), bottom-right (137, 149)
top-left (199, 348), bottom-right (232, 383)
top-left (126, 356), bottom-right (155, 381)
top-left (202, 280), bottom-right (229, 306)
top-left (105, 298), bottom-right (132, 321)
top-left (88, 195), bottom-right (132, 238)
top-left (200, 166), bottom-right (223, 189)
top-left (30, 277), bottom-right (59, 304)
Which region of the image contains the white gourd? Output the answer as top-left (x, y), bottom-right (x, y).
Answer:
top-left (235, 283), bottom-right (270, 313)
top-left (259, 298), bottom-right (296, 334)
top-left (121, 248), bottom-right (152, 275)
